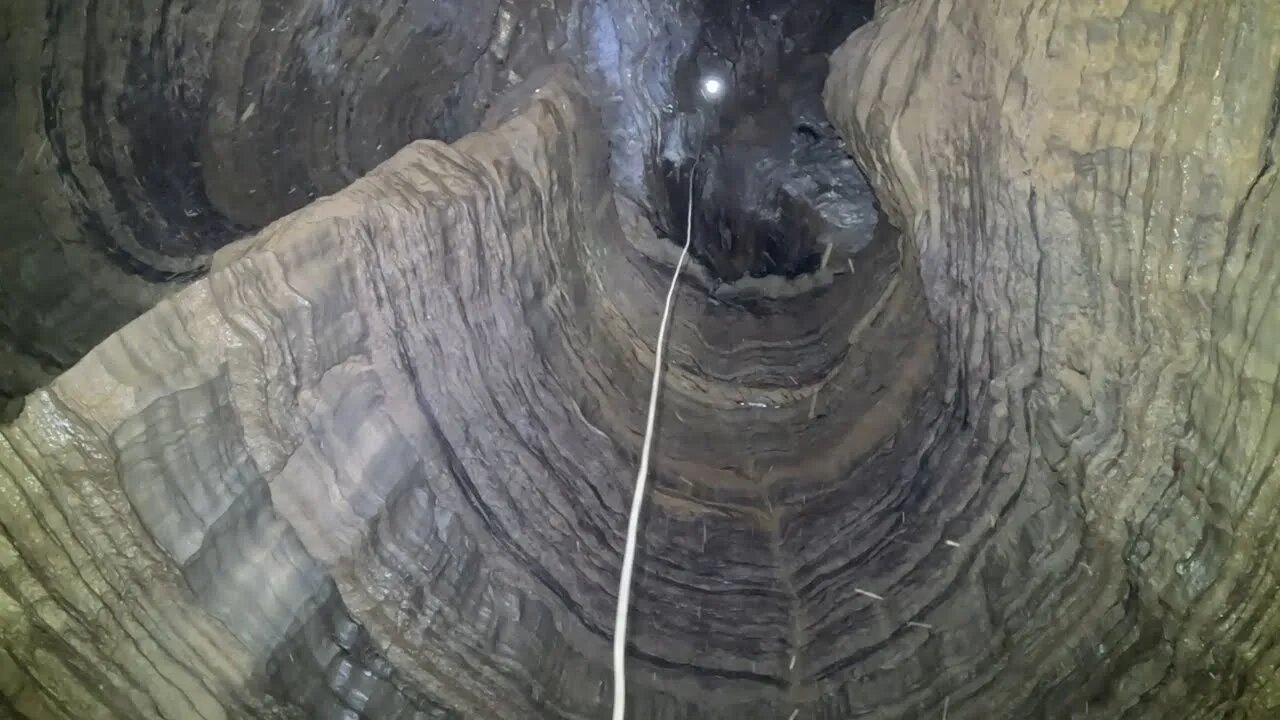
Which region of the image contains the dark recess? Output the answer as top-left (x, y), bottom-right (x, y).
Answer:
top-left (652, 0), bottom-right (877, 282)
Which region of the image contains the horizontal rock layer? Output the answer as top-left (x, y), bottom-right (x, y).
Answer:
top-left (0, 0), bottom-right (572, 410)
top-left (0, 0), bottom-right (879, 411)
top-left (827, 0), bottom-right (1280, 717)
top-left (0, 67), bottom-right (935, 718)
top-left (2, 0), bottom-right (1277, 718)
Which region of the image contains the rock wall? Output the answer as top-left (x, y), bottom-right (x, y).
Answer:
top-left (0, 0), bottom-right (574, 412)
top-left (0, 72), bottom-right (631, 720)
top-left (827, 1), bottom-right (1280, 716)
top-left (6, 0), bottom-right (1275, 717)
top-left (0, 0), bottom-right (880, 413)
top-left (0, 56), bottom-right (943, 715)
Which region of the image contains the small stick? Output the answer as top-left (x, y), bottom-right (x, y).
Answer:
top-left (944, 539), bottom-right (960, 548)
top-left (820, 243), bottom-right (833, 270)
top-left (787, 710), bottom-right (799, 720)
top-left (943, 696), bottom-right (949, 720)
top-left (906, 621), bottom-right (934, 630)
top-left (853, 588), bottom-right (884, 601)
top-left (789, 655), bottom-right (796, 669)
top-left (847, 257), bottom-right (855, 274)
top-left (808, 392), bottom-right (819, 419)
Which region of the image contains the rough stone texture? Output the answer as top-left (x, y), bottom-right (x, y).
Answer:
top-left (0, 66), bottom-right (930, 718)
top-left (0, 0), bottom-right (574, 410)
top-left (0, 0), bottom-right (879, 411)
top-left (827, 0), bottom-right (1280, 717)
top-left (2, 0), bottom-right (1277, 718)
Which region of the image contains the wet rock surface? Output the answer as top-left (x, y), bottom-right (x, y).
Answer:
top-left (0, 0), bottom-right (877, 410)
top-left (0, 70), bottom-right (929, 718)
top-left (0, 0), bottom-right (1278, 718)
top-left (827, 0), bottom-right (1280, 716)
top-left (2, 0), bottom-right (576, 408)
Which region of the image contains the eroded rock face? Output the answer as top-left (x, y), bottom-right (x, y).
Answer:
top-left (827, 0), bottom-right (1280, 716)
top-left (0, 0), bottom-right (581, 411)
top-left (0, 0), bottom-right (878, 413)
top-left (0, 66), bottom-right (933, 718)
top-left (1, 0), bottom-right (1277, 719)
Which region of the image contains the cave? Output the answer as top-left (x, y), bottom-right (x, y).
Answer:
top-left (1, 1), bottom-right (1278, 719)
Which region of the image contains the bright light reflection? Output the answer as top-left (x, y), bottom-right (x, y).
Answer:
top-left (700, 75), bottom-right (726, 102)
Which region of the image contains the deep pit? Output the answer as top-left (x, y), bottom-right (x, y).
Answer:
top-left (2, 1), bottom-right (1279, 719)
top-left (650, 0), bottom-right (878, 282)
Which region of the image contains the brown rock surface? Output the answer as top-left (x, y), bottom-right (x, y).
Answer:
top-left (0, 0), bottom-right (1277, 717)
top-left (0, 65), bottom-right (933, 717)
top-left (827, 0), bottom-right (1280, 716)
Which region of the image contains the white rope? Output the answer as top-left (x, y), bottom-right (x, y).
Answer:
top-left (612, 161), bottom-right (698, 720)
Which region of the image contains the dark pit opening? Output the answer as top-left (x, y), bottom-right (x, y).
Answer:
top-left (649, 0), bottom-right (880, 284)
top-left (658, 157), bottom-right (827, 280)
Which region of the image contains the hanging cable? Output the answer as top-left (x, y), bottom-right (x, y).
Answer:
top-left (612, 159), bottom-right (699, 720)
